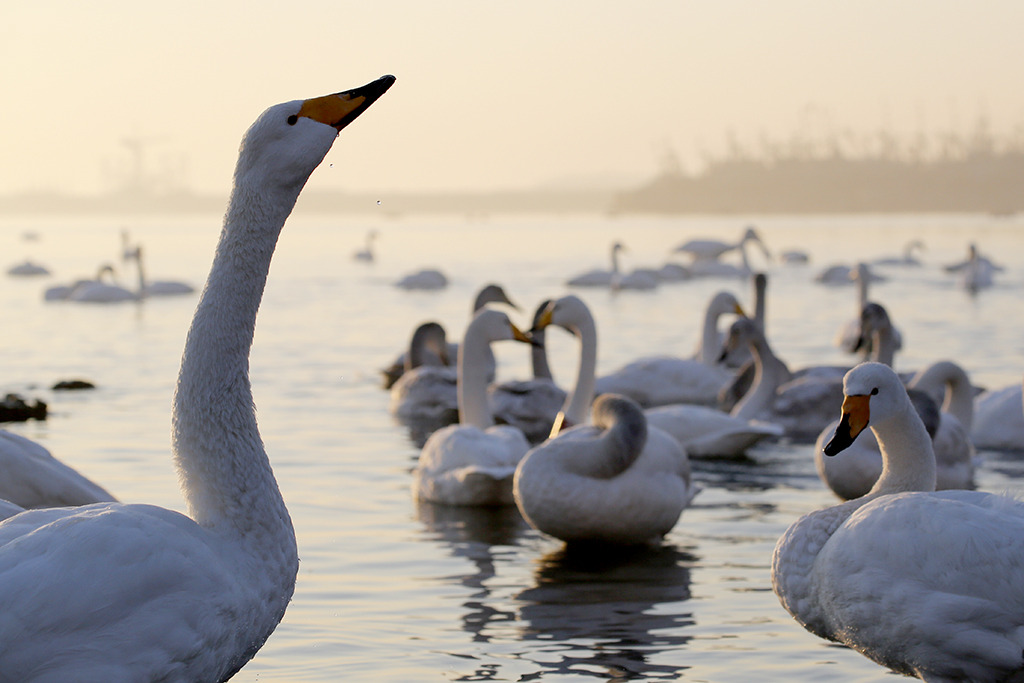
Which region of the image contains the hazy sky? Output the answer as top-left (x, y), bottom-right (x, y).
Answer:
top-left (4, 1), bottom-right (1024, 196)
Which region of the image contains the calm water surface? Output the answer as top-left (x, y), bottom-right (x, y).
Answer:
top-left (2, 212), bottom-right (1023, 681)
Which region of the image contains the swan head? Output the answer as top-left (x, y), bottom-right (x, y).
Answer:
top-left (718, 316), bottom-right (759, 361)
top-left (531, 295), bottom-right (593, 337)
top-left (473, 283), bottom-right (518, 312)
top-left (233, 75), bottom-right (395, 194)
top-left (824, 362), bottom-right (906, 456)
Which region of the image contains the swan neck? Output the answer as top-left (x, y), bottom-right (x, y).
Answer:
top-left (699, 302), bottom-right (724, 366)
top-left (531, 327), bottom-right (553, 380)
top-left (563, 314), bottom-right (598, 425)
top-left (867, 402), bottom-right (937, 495)
top-left (869, 326), bottom-right (897, 366)
top-left (457, 323), bottom-right (495, 429)
top-left (172, 177), bottom-right (298, 536)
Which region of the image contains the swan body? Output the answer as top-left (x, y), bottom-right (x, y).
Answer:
top-left (127, 245), bottom-right (196, 297)
top-left (773, 362), bottom-right (1024, 681)
top-left (971, 383), bottom-right (1024, 451)
top-left (395, 268), bottom-right (448, 290)
top-left (815, 262), bottom-right (885, 286)
top-left (567, 241), bottom-right (657, 290)
top-left (413, 309), bottom-right (534, 506)
top-left (66, 265), bottom-right (139, 303)
top-left (0, 430), bottom-right (116, 508)
top-left (673, 225), bottom-right (768, 263)
top-left (7, 260), bottom-right (50, 276)
top-left (514, 393), bottom-right (698, 544)
top-left (872, 239), bottom-right (924, 267)
top-left (597, 290), bottom-right (739, 409)
top-left (645, 404), bottom-right (783, 458)
top-left (0, 76), bottom-right (394, 681)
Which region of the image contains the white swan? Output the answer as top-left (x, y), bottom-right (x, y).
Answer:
top-left (412, 309), bottom-right (534, 506)
top-left (833, 263), bottom-right (904, 355)
top-left (353, 228), bottom-right (378, 262)
top-left (0, 430), bottom-right (116, 508)
top-left (773, 361), bottom-right (1024, 681)
top-left (944, 243), bottom-right (1003, 295)
top-left (395, 267), bottom-right (448, 290)
top-left (872, 238), bottom-right (924, 267)
top-left (971, 382), bottom-right (1024, 451)
top-left (0, 75), bottom-right (394, 680)
top-left (692, 290), bottom-right (746, 366)
top-left (488, 299), bottom-right (568, 443)
top-left (64, 264), bottom-right (139, 303)
top-left (645, 404), bottom-right (783, 458)
top-left (673, 225), bottom-right (769, 263)
top-left (514, 393), bottom-right (698, 545)
top-left (815, 261), bottom-right (886, 286)
top-left (6, 260), bottom-right (50, 276)
top-left (127, 244), bottom-right (196, 296)
top-left (566, 241), bottom-right (658, 290)
top-left (381, 283), bottom-right (517, 389)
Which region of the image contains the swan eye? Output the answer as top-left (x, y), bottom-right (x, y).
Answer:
top-left (287, 115), bottom-right (298, 126)
top-left (871, 388), bottom-right (879, 395)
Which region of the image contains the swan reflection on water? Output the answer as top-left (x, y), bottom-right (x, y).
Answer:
top-left (515, 543), bottom-right (696, 680)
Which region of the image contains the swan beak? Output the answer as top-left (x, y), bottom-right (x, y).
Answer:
top-left (734, 303), bottom-right (746, 316)
top-left (548, 411), bottom-right (573, 438)
top-left (511, 323), bottom-right (538, 346)
top-left (532, 308), bottom-right (554, 332)
top-left (298, 75), bottom-right (396, 132)
top-left (824, 394), bottom-right (871, 456)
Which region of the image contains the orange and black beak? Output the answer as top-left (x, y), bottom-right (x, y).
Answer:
top-left (823, 394), bottom-right (871, 456)
top-left (298, 75), bottom-right (396, 132)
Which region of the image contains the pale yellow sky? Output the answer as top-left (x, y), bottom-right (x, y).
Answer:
top-left (3, 0), bottom-right (1024, 196)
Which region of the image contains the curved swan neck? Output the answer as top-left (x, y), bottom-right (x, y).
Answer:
top-left (571, 396), bottom-right (647, 478)
top-left (868, 401), bottom-right (937, 495)
top-left (563, 314), bottom-right (598, 426)
top-left (172, 178), bottom-right (298, 535)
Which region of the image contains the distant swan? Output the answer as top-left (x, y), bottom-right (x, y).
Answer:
top-left (126, 244), bottom-right (196, 296)
top-left (6, 260), bottom-right (50, 276)
top-left (833, 264), bottom-right (902, 356)
top-left (773, 361), bottom-right (1024, 681)
top-left (395, 268), bottom-right (448, 290)
top-left (388, 321), bottom-right (458, 426)
top-left (673, 225), bottom-right (769, 263)
top-left (0, 75), bottom-right (394, 680)
top-left (353, 228), bottom-right (378, 262)
top-left (872, 239), bottom-right (924, 267)
top-left (567, 241), bottom-right (658, 290)
top-left (514, 393), bottom-right (698, 545)
top-left (412, 309), bottom-right (534, 506)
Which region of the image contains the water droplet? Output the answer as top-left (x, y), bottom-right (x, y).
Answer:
top-left (377, 200), bottom-right (382, 205)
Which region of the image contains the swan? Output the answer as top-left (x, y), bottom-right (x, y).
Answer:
top-left (381, 283), bottom-right (517, 389)
top-left (488, 299), bottom-right (569, 443)
top-left (644, 403), bottom-right (783, 458)
top-left (412, 309), bottom-right (535, 506)
top-left (773, 361), bottom-right (1024, 681)
top-left (0, 430), bottom-right (116, 508)
top-left (514, 393), bottom-right (698, 545)
top-left (395, 267), bottom-right (448, 290)
top-left (594, 294), bottom-right (736, 408)
top-left (566, 241), bottom-right (658, 290)
top-left (971, 382), bottom-right (1024, 451)
top-left (953, 243), bottom-right (998, 293)
top-left (872, 238), bottom-right (924, 267)
top-left (6, 260), bottom-right (50, 276)
top-left (353, 228), bottom-right (378, 262)
top-left (692, 291), bottom-right (746, 367)
top-left (673, 225), bottom-right (769, 263)
top-left (388, 321), bottom-right (459, 426)
top-left (0, 75), bottom-right (394, 681)
top-left (127, 244), bottom-right (196, 296)
top-left (815, 261), bottom-right (885, 286)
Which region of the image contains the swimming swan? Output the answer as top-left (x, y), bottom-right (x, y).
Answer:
top-left (773, 361), bottom-right (1024, 681)
top-left (0, 75), bottom-right (394, 681)
top-left (412, 309), bottom-right (535, 506)
top-left (514, 393), bottom-right (698, 544)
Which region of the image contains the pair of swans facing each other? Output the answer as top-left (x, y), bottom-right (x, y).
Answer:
top-left (0, 76), bottom-right (395, 681)
top-left (773, 362), bottom-right (1024, 681)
